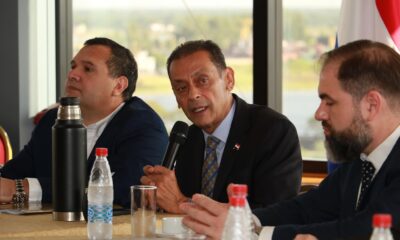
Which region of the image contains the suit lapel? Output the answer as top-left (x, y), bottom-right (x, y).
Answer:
top-left (213, 96), bottom-right (250, 199)
top-left (358, 137), bottom-right (400, 210)
top-left (341, 160), bottom-right (362, 215)
top-left (176, 126), bottom-right (205, 196)
top-left (86, 100), bottom-right (131, 172)
top-left (191, 128), bottom-right (206, 193)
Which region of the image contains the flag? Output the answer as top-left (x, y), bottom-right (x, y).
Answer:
top-left (337, 0), bottom-right (400, 52)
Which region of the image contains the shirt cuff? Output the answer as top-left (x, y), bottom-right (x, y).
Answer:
top-left (259, 227), bottom-right (274, 240)
top-left (26, 178), bottom-right (42, 202)
top-left (253, 213), bottom-right (262, 227)
top-left (252, 214), bottom-right (274, 240)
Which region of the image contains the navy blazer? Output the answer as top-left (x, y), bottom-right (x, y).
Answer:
top-left (0, 97), bottom-right (168, 208)
top-left (175, 94), bottom-right (302, 209)
top-left (254, 138), bottom-right (400, 240)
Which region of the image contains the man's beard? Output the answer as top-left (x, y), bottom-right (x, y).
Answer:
top-left (324, 112), bottom-right (372, 163)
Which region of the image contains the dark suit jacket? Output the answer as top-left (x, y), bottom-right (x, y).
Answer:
top-left (0, 97), bottom-right (168, 208)
top-left (254, 138), bottom-right (400, 240)
top-left (175, 95), bottom-right (302, 209)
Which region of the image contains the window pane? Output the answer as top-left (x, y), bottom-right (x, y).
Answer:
top-left (282, 0), bottom-right (341, 160)
top-left (72, 0), bottom-right (253, 130)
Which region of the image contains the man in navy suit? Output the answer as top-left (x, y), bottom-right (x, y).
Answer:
top-left (141, 40), bottom-right (302, 213)
top-left (179, 40), bottom-right (400, 239)
top-left (0, 37), bottom-right (168, 208)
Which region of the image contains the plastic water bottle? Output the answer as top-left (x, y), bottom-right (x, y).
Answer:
top-left (231, 184), bottom-right (254, 229)
top-left (221, 196), bottom-right (252, 240)
top-left (370, 214), bottom-right (393, 240)
top-left (87, 148), bottom-right (113, 240)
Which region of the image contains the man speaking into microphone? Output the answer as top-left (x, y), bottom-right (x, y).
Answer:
top-left (141, 40), bottom-right (302, 213)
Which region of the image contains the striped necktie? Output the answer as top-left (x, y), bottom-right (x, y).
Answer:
top-left (201, 136), bottom-right (220, 197)
top-left (357, 160), bottom-right (375, 210)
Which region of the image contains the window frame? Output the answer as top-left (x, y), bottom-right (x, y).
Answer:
top-left (254, 0), bottom-right (327, 174)
top-left (56, 0), bottom-right (328, 175)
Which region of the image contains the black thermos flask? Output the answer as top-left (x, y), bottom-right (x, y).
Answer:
top-left (52, 97), bottom-right (87, 221)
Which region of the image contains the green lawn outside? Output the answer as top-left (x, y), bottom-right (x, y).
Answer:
top-left (135, 57), bottom-right (319, 96)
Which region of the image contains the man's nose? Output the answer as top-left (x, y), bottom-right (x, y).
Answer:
top-left (314, 105), bottom-right (328, 121)
top-left (67, 69), bottom-right (80, 82)
top-left (188, 86), bottom-right (201, 100)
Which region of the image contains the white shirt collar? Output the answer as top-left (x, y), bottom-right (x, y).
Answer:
top-left (360, 124), bottom-right (400, 175)
top-left (202, 101), bottom-right (236, 144)
top-left (86, 102), bottom-right (125, 129)
top-left (86, 102), bottom-right (125, 158)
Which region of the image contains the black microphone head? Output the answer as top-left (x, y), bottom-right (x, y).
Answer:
top-left (170, 121), bottom-right (189, 144)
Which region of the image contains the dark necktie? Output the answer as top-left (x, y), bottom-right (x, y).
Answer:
top-left (201, 136), bottom-right (220, 197)
top-left (357, 160), bottom-right (375, 209)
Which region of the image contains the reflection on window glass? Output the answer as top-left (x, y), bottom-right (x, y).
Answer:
top-left (282, 0), bottom-right (341, 160)
top-left (73, 0), bottom-right (253, 130)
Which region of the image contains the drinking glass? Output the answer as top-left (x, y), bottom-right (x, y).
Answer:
top-left (130, 185), bottom-right (157, 238)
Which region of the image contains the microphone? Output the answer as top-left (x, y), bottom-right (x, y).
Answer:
top-left (161, 121), bottom-right (189, 169)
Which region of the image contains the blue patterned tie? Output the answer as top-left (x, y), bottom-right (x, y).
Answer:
top-left (201, 136), bottom-right (220, 197)
top-left (357, 161), bottom-right (375, 209)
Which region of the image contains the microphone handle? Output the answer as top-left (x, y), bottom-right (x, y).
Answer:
top-left (162, 142), bottom-right (180, 169)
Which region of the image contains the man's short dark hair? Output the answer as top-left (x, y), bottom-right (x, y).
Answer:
top-left (166, 40), bottom-right (227, 78)
top-left (84, 37), bottom-right (138, 101)
top-left (320, 39), bottom-right (400, 110)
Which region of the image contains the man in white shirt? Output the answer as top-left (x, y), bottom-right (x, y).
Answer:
top-left (180, 40), bottom-right (400, 239)
top-left (0, 37), bottom-right (168, 208)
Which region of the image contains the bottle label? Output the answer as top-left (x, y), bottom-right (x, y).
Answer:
top-left (88, 204), bottom-right (112, 224)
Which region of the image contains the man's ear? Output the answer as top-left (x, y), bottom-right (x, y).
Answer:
top-left (112, 76), bottom-right (128, 96)
top-left (362, 90), bottom-right (381, 121)
top-left (224, 67), bottom-right (235, 91)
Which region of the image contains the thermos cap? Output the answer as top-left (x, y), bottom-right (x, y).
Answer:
top-left (96, 148), bottom-right (108, 156)
top-left (57, 97), bottom-right (82, 120)
top-left (60, 97), bottom-right (80, 106)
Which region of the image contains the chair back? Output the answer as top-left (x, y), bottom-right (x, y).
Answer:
top-left (0, 135), bottom-right (5, 165)
top-left (0, 126), bottom-right (13, 165)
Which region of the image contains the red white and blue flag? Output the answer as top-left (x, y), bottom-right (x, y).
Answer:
top-left (337, 0), bottom-right (400, 52)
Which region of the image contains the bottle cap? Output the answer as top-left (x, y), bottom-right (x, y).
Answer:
top-left (95, 148), bottom-right (108, 157)
top-left (373, 214), bottom-right (392, 228)
top-left (229, 196), bottom-right (245, 207)
top-left (231, 184), bottom-right (248, 195)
